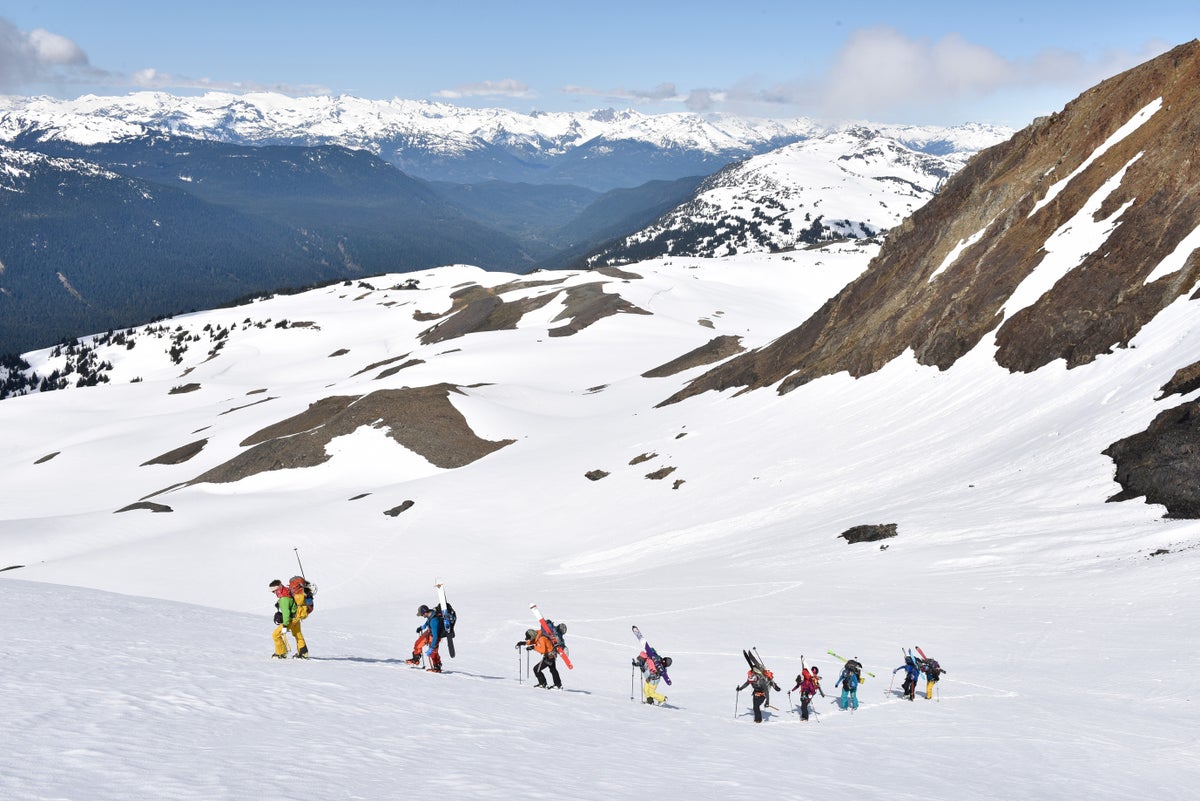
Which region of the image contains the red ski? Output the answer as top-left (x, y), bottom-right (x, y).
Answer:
top-left (530, 603), bottom-right (573, 669)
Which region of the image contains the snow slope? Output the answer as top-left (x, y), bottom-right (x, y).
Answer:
top-left (1, 245), bottom-right (1199, 799)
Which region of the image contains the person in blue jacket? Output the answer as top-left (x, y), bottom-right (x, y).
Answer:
top-left (836, 659), bottom-right (862, 710)
top-left (894, 655), bottom-right (922, 701)
top-left (406, 604), bottom-right (444, 672)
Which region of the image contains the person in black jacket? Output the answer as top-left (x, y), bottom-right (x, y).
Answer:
top-left (737, 668), bottom-right (778, 723)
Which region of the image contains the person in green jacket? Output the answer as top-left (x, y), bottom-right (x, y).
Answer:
top-left (270, 579), bottom-right (308, 659)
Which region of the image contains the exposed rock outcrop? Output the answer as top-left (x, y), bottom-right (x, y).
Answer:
top-left (642, 335), bottom-right (744, 378)
top-left (840, 523), bottom-right (898, 543)
top-left (1104, 400), bottom-right (1200, 518)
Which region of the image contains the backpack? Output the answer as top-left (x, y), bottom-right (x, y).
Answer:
top-left (438, 602), bottom-right (457, 639)
top-left (289, 575), bottom-right (315, 618)
top-left (845, 659), bottom-right (862, 680)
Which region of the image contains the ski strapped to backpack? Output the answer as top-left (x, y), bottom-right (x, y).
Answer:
top-left (827, 650), bottom-right (875, 679)
top-left (632, 625), bottom-right (672, 685)
top-left (435, 580), bottom-right (457, 659)
top-left (743, 648), bottom-right (782, 691)
top-left (290, 548), bottom-right (315, 619)
top-left (530, 603), bottom-right (573, 669)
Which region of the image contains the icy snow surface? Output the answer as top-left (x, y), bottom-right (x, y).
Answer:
top-left (1, 249), bottom-right (1198, 800)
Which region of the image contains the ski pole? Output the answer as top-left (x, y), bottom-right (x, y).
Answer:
top-left (517, 645), bottom-right (522, 685)
top-left (293, 547), bottom-right (307, 581)
top-left (631, 663), bottom-right (636, 702)
top-left (734, 688), bottom-right (741, 719)
top-left (788, 690), bottom-right (795, 716)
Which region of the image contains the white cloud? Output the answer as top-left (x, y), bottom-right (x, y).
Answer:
top-left (0, 18), bottom-right (94, 90)
top-left (815, 27), bottom-right (1171, 122)
top-left (27, 28), bottom-right (87, 66)
top-left (434, 78), bottom-right (534, 100)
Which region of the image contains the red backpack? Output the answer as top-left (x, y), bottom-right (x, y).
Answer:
top-left (289, 575), bottom-right (315, 618)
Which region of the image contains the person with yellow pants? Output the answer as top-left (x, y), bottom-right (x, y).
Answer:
top-left (635, 653), bottom-right (672, 705)
top-left (269, 579), bottom-right (308, 659)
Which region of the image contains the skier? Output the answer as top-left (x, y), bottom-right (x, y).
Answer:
top-left (406, 604), bottom-right (445, 672)
top-left (269, 579), bottom-right (308, 659)
top-left (835, 658), bottom-right (862, 710)
top-left (922, 657), bottom-right (946, 699)
top-left (516, 625), bottom-right (564, 689)
top-left (790, 664), bottom-right (824, 721)
top-left (894, 655), bottom-right (921, 701)
top-left (634, 652), bottom-right (672, 705)
top-left (737, 668), bottom-right (773, 723)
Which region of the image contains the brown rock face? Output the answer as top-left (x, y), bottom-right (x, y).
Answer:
top-left (665, 41), bottom-right (1200, 404)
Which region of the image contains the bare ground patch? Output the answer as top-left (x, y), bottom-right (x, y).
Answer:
top-left (185, 384), bottom-right (514, 485)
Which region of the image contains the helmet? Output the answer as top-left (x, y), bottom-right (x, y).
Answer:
top-left (525, 629), bottom-right (537, 640)
top-left (811, 666), bottom-right (819, 674)
top-left (417, 604), bottom-right (431, 615)
top-left (555, 623), bottom-right (567, 635)
top-left (268, 579), bottom-right (282, 588)
top-left (661, 657), bottom-right (672, 668)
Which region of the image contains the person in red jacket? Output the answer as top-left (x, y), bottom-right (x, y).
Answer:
top-left (790, 664), bottom-right (824, 721)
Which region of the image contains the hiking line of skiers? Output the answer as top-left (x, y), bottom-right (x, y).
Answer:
top-left (267, 577), bottom-right (947, 722)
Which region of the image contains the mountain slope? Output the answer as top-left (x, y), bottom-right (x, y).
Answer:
top-left (666, 40), bottom-right (1200, 400)
top-left (588, 126), bottom-right (972, 263)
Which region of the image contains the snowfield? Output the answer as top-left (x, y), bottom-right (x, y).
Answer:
top-left (1, 247), bottom-right (1198, 800)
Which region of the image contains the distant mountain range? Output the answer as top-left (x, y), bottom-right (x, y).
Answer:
top-left (0, 92), bottom-right (1011, 355)
top-left (0, 92), bottom-right (1007, 191)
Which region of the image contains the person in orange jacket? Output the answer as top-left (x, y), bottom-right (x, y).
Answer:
top-left (269, 579), bottom-right (308, 659)
top-left (516, 626), bottom-right (563, 689)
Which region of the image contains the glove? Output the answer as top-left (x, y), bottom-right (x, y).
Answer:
top-left (632, 659), bottom-right (640, 666)
top-left (416, 626), bottom-right (423, 634)
top-left (422, 645), bottom-right (432, 657)
top-left (273, 611), bottom-right (283, 625)
top-left (515, 642), bottom-right (524, 649)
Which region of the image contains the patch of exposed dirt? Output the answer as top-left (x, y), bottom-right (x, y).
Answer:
top-left (141, 439), bottom-right (207, 466)
top-left (169, 383), bottom-right (201, 395)
top-left (384, 500), bottom-right (415, 517)
top-left (187, 384), bottom-right (514, 485)
top-left (593, 266), bottom-right (643, 280)
top-left (34, 452), bottom-right (59, 464)
top-left (375, 359), bottom-right (425, 380)
top-left (115, 501), bottom-right (174, 513)
top-left (548, 283), bottom-right (651, 337)
top-left (642, 335), bottom-right (744, 378)
top-left (352, 353), bottom-right (412, 377)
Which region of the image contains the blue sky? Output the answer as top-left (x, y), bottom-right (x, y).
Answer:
top-left (0, 1), bottom-right (1193, 125)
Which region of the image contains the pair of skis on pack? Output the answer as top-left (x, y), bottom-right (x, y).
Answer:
top-left (632, 625), bottom-right (671, 685)
top-left (743, 648), bottom-right (782, 691)
top-left (903, 645), bottom-right (936, 672)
